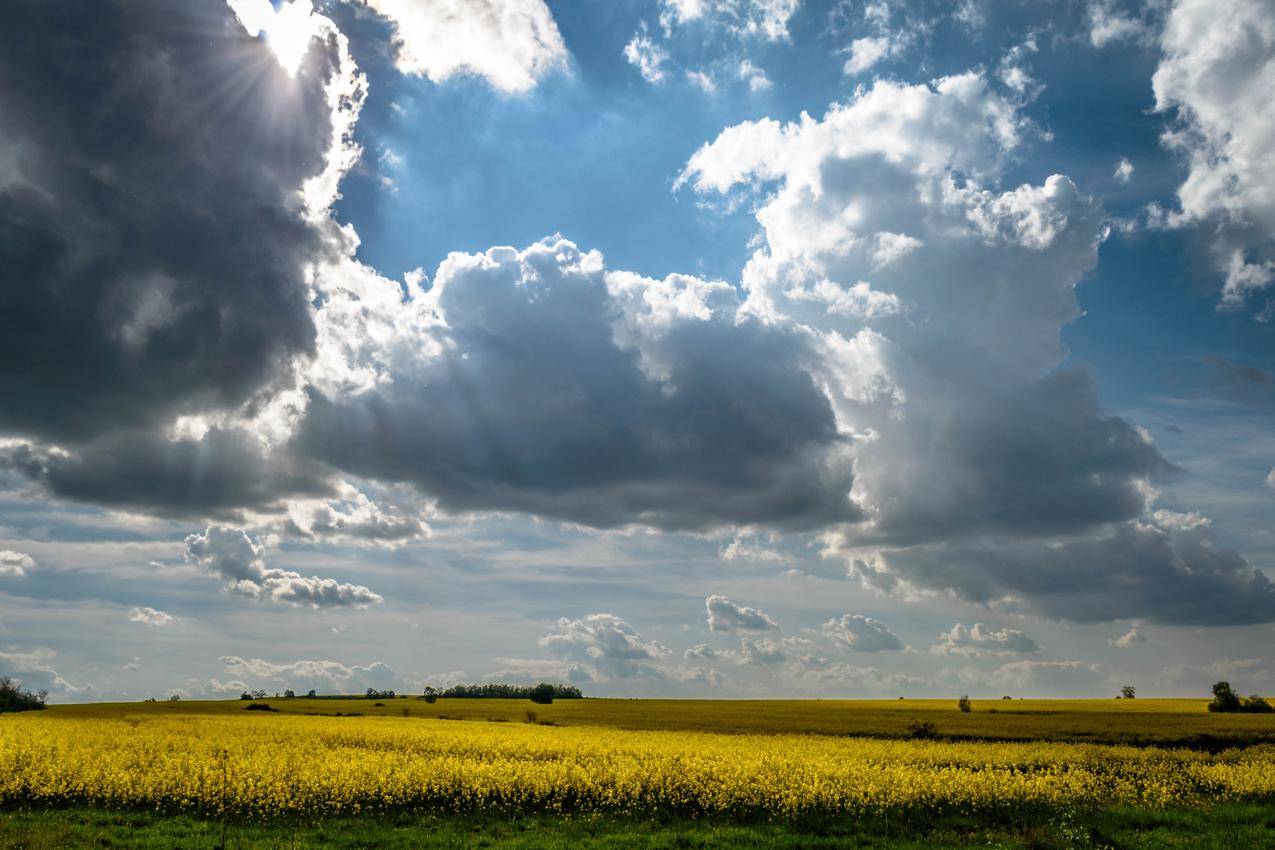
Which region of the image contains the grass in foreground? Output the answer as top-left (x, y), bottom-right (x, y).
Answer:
top-left (2, 803), bottom-right (1274, 849)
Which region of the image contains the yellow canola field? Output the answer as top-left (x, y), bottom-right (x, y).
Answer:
top-left (3, 713), bottom-right (1275, 819)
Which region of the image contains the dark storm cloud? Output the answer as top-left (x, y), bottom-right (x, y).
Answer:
top-left (0, 0), bottom-right (334, 443)
top-left (298, 239), bottom-right (862, 531)
top-left (877, 512), bottom-right (1275, 625)
top-left (3, 429), bottom-right (332, 519)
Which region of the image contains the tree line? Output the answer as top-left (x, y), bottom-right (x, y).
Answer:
top-left (425, 683), bottom-right (583, 702)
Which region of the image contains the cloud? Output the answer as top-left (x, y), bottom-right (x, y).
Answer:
top-left (1267, 468), bottom-right (1275, 489)
top-left (5, 429), bottom-right (333, 519)
top-left (931, 623), bottom-right (1040, 656)
top-left (719, 536), bottom-right (786, 563)
top-left (803, 662), bottom-right (927, 693)
top-left (1205, 356), bottom-right (1275, 407)
top-left (735, 636), bottom-right (790, 665)
top-left (821, 614), bottom-right (903, 652)
top-left (1152, 0), bottom-right (1275, 310)
top-left (686, 69), bottom-right (717, 93)
top-left (0, 0), bottom-right (342, 445)
top-left (1158, 657), bottom-right (1272, 693)
top-left (128, 607), bottom-right (176, 628)
top-left (299, 237), bottom-right (860, 531)
top-left (988, 659), bottom-right (1107, 695)
top-left (871, 511), bottom-right (1275, 625)
top-left (360, 0), bottom-right (568, 93)
top-left (0, 551), bottom-right (33, 577)
top-left (705, 595), bottom-right (780, 632)
top-left (1114, 157), bottom-right (1135, 184)
top-left (219, 655), bottom-right (398, 693)
top-left (660, 0), bottom-right (801, 42)
top-left (671, 665), bottom-right (730, 687)
top-left (737, 60), bottom-right (772, 91)
top-left (184, 526), bottom-right (383, 608)
top-left (539, 613), bottom-right (670, 679)
top-left (679, 70), bottom-right (1258, 626)
top-left (682, 76), bottom-right (1168, 545)
top-left (683, 643), bottom-right (719, 660)
top-left (0, 648), bottom-right (93, 697)
top-left (483, 658), bottom-right (593, 684)
top-left (624, 28), bottom-right (669, 84)
top-left (843, 36), bottom-right (893, 75)
top-left (283, 482), bottom-right (427, 545)
top-left (1111, 627), bottom-right (1147, 648)
top-left (1087, 1), bottom-right (1150, 48)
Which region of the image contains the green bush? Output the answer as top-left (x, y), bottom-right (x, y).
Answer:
top-left (0, 677), bottom-right (46, 713)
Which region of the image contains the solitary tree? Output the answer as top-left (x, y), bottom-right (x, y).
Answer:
top-left (284, 689), bottom-right (296, 699)
top-left (1209, 681), bottom-right (1242, 713)
top-left (1120, 685), bottom-right (1136, 700)
top-left (529, 683), bottom-right (556, 705)
top-left (957, 695), bottom-right (972, 713)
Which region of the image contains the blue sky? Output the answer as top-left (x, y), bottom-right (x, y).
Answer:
top-left (1, 0), bottom-right (1273, 701)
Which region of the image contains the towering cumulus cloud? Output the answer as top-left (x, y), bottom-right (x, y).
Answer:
top-left (681, 72), bottom-right (1275, 624)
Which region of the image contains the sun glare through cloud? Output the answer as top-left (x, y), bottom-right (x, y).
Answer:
top-left (227, 0), bottom-right (322, 76)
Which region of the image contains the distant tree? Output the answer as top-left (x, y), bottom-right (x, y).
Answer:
top-left (1208, 681), bottom-right (1242, 713)
top-left (0, 677), bottom-right (47, 713)
top-left (529, 683), bottom-right (556, 705)
top-left (306, 689), bottom-right (316, 698)
top-left (283, 689), bottom-right (296, 699)
top-left (239, 691), bottom-right (253, 700)
top-left (251, 689), bottom-right (267, 700)
top-left (1001, 695), bottom-right (1012, 700)
top-left (168, 694), bottom-right (181, 701)
top-left (422, 687), bottom-right (439, 704)
top-left (908, 720), bottom-right (938, 739)
top-left (957, 695), bottom-right (972, 713)
top-left (1120, 685), bottom-right (1136, 700)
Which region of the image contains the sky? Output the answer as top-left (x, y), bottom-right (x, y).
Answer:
top-left (1, 0), bottom-right (1273, 701)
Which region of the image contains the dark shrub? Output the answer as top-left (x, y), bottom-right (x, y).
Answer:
top-left (908, 720), bottom-right (938, 740)
top-left (529, 683), bottom-right (556, 704)
top-left (957, 695), bottom-right (972, 713)
top-left (244, 702), bottom-right (278, 712)
top-left (0, 677), bottom-right (46, 713)
top-left (1241, 695), bottom-right (1274, 714)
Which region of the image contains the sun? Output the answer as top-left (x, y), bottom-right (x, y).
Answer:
top-left (227, 0), bottom-right (321, 76)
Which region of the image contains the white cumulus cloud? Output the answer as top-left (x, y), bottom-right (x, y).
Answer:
top-left (184, 526), bottom-right (383, 609)
top-left (705, 594), bottom-right (780, 632)
top-left (360, 0), bottom-right (568, 93)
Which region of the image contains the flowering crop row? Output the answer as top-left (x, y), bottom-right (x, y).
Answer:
top-left (2, 713), bottom-right (1274, 819)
